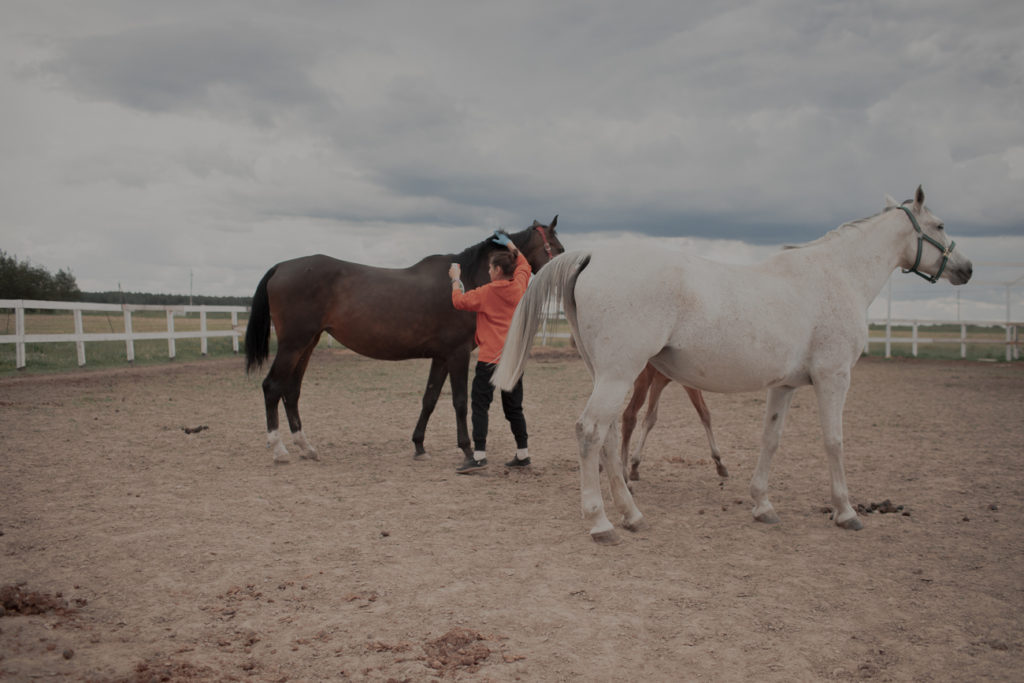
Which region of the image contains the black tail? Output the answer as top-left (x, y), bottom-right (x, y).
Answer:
top-left (244, 266), bottom-right (276, 374)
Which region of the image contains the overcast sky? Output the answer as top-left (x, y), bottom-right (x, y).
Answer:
top-left (3, 1), bottom-right (1022, 318)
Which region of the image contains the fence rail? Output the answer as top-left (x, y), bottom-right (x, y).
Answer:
top-left (865, 318), bottom-right (1020, 361)
top-left (0, 299), bottom-right (248, 369)
top-left (2, 299), bottom-right (1020, 370)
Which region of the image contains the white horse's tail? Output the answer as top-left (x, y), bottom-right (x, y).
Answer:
top-left (493, 250), bottom-right (592, 391)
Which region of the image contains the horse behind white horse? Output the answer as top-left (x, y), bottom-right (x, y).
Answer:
top-left (494, 186), bottom-right (972, 544)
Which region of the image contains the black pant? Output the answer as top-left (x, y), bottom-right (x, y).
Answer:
top-left (470, 361), bottom-right (528, 452)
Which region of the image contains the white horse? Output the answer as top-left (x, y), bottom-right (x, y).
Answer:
top-left (494, 187), bottom-right (973, 544)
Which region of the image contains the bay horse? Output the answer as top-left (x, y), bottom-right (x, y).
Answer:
top-left (245, 217), bottom-right (563, 463)
top-left (495, 187), bottom-right (972, 543)
top-left (621, 364), bottom-right (727, 482)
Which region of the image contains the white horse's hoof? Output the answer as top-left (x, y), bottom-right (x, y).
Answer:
top-left (299, 452), bottom-right (319, 461)
top-left (273, 458), bottom-right (290, 465)
top-left (837, 515), bottom-right (863, 531)
top-left (754, 511), bottom-right (781, 524)
top-left (591, 529), bottom-right (622, 545)
top-left (623, 516), bottom-right (647, 533)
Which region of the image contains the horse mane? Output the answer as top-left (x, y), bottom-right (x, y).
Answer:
top-left (451, 232), bottom-right (506, 274)
top-left (784, 204), bottom-right (903, 251)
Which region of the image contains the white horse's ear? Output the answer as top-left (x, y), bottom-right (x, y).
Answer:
top-left (884, 194), bottom-right (899, 209)
top-left (914, 185), bottom-right (925, 210)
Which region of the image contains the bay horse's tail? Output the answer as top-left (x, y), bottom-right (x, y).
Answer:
top-left (493, 250), bottom-right (591, 391)
top-left (244, 266), bottom-right (277, 374)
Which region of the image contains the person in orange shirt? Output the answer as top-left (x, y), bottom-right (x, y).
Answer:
top-left (449, 232), bottom-right (531, 474)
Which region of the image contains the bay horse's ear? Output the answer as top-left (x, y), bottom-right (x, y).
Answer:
top-left (549, 215), bottom-right (558, 231)
top-left (913, 185), bottom-right (925, 211)
top-left (884, 194), bottom-right (899, 210)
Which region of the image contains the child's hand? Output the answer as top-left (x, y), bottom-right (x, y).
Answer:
top-left (449, 263), bottom-right (461, 280)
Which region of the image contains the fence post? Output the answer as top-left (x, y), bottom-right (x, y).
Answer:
top-left (124, 308), bottom-right (135, 362)
top-left (960, 323), bottom-right (967, 359)
top-left (200, 309), bottom-right (208, 356)
top-left (74, 309), bottom-right (87, 366)
top-left (15, 303), bottom-right (26, 369)
top-left (885, 275), bottom-right (892, 358)
top-left (167, 311), bottom-right (176, 359)
top-left (911, 322), bottom-right (919, 357)
top-left (231, 311), bottom-right (239, 353)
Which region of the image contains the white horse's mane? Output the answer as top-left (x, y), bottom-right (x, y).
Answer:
top-left (784, 204), bottom-right (904, 251)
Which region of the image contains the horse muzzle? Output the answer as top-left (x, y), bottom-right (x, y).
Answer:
top-left (947, 259), bottom-right (973, 286)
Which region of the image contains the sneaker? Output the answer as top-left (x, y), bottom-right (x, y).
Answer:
top-left (505, 456), bottom-right (531, 467)
top-left (456, 457), bottom-right (488, 474)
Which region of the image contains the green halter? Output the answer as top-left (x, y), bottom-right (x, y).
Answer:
top-left (898, 205), bottom-right (956, 284)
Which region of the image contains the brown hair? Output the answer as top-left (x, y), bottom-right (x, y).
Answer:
top-left (490, 251), bottom-right (517, 278)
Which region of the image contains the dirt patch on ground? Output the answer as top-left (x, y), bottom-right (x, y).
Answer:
top-left (1, 350), bottom-right (1022, 681)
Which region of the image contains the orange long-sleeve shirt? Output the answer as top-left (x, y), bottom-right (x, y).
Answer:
top-left (452, 252), bottom-right (531, 363)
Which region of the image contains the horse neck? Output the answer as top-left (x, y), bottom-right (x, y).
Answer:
top-left (804, 210), bottom-right (908, 309)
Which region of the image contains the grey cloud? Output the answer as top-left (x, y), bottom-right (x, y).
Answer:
top-left (41, 21), bottom-right (330, 122)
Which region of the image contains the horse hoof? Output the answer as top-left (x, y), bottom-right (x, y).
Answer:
top-left (754, 511), bottom-right (781, 524)
top-left (300, 453), bottom-right (319, 461)
top-left (624, 516), bottom-right (647, 533)
top-left (837, 516), bottom-right (864, 531)
top-left (413, 452), bottom-right (431, 461)
top-left (591, 529), bottom-right (622, 545)
top-left (628, 470), bottom-right (640, 482)
top-left (273, 458), bottom-right (290, 465)
top-left (716, 464), bottom-right (730, 478)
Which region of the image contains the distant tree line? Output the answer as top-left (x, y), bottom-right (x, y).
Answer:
top-left (81, 291), bottom-right (250, 306)
top-left (0, 250), bottom-right (250, 306)
top-left (0, 250), bottom-right (80, 300)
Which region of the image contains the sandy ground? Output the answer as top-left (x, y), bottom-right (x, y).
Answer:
top-left (1, 349), bottom-right (1022, 682)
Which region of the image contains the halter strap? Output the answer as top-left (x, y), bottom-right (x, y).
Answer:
top-left (535, 225), bottom-right (555, 260)
top-left (898, 205), bottom-right (955, 284)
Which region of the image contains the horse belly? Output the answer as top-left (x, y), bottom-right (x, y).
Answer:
top-left (659, 348), bottom-right (804, 393)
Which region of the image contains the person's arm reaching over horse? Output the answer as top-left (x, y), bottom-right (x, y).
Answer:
top-left (509, 248), bottom-right (530, 297)
top-left (450, 262), bottom-right (484, 311)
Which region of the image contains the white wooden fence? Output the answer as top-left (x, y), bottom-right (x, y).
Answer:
top-left (865, 318), bottom-right (1020, 361)
top-left (0, 299), bottom-right (248, 369)
top-left (2, 298), bottom-right (1020, 370)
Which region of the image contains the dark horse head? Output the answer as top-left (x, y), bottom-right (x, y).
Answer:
top-left (451, 216), bottom-right (564, 290)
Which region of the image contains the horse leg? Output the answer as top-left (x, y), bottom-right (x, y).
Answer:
top-left (281, 341), bottom-right (320, 461)
top-left (812, 370), bottom-right (861, 530)
top-left (620, 370), bottom-right (650, 482)
top-left (603, 417), bottom-right (647, 533)
top-left (684, 387), bottom-right (728, 478)
top-left (411, 358), bottom-right (449, 460)
top-left (750, 386), bottom-right (796, 523)
top-left (262, 340), bottom-right (317, 463)
top-left (262, 366), bottom-right (291, 463)
top-left (629, 370), bottom-right (671, 481)
top-left (447, 348), bottom-right (473, 460)
top-left (577, 377), bottom-right (643, 544)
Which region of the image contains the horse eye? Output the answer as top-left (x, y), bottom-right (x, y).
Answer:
top-left (937, 223), bottom-right (945, 231)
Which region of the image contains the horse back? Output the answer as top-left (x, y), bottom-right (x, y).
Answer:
top-left (265, 254), bottom-right (475, 361)
top-left (574, 246), bottom-right (858, 393)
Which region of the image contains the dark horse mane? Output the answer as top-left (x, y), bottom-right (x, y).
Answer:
top-left (448, 228), bottom-right (534, 289)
